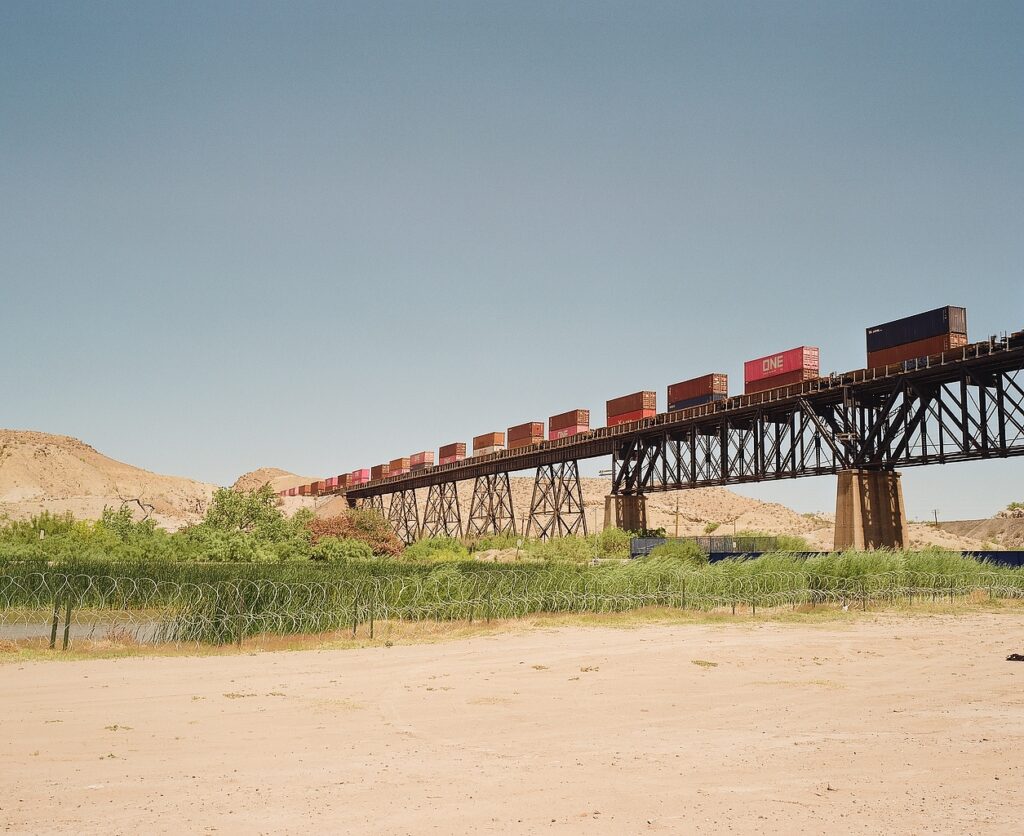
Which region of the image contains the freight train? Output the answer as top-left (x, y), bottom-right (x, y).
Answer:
top-left (281, 305), bottom-right (979, 498)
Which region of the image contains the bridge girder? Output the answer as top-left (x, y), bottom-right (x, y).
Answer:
top-left (612, 366), bottom-right (1024, 493)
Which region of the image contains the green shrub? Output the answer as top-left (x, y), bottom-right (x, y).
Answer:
top-left (595, 527), bottom-right (632, 558)
top-left (528, 536), bottom-right (594, 563)
top-left (312, 536), bottom-right (375, 562)
top-left (644, 539), bottom-right (708, 567)
top-left (403, 537), bottom-right (470, 563)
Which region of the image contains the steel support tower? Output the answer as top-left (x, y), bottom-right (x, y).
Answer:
top-left (527, 461), bottom-right (587, 539)
top-left (466, 473), bottom-right (517, 537)
top-left (387, 489), bottom-right (420, 545)
top-left (421, 482), bottom-right (463, 538)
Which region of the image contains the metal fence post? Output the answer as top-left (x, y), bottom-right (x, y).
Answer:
top-left (49, 598), bottom-right (60, 650)
top-left (62, 598), bottom-right (73, 650)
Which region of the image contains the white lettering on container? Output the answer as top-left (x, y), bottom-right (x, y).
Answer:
top-left (763, 354), bottom-right (784, 373)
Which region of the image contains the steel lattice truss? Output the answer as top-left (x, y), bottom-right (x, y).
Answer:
top-left (421, 482), bottom-right (463, 538)
top-left (466, 473), bottom-right (517, 536)
top-left (351, 494), bottom-right (387, 517)
top-left (613, 365), bottom-right (1024, 494)
top-left (528, 462), bottom-right (587, 539)
top-left (387, 489), bottom-right (420, 544)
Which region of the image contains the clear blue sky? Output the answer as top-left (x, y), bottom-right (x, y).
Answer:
top-left (1, 1), bottom-right (1021, 520)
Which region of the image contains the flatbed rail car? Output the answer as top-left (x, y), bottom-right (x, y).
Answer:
top-left (310, 330), bottom-right (1021, 497)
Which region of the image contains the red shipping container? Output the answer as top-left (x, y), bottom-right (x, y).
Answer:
top-left (744, 347), bottom-right (819, 384)
top-left (370, 464), bottom-right (390, 480)
top-left (439, 442), bottom-right (466, 459)
top-left (667, 373), bottom-right (728, 405)
top-left (508, 421), bottom-right (544, 442)
top-left (550, 410), bottom-right (588, 431)
top-left (337, 474), bottom-right (349, 490)
top-left (349, 469), bottom-right (370, 485)
top-left (550, 409), bottom-right (590, 431)
top-left (439, 454), bottom-right (464, 465)
top-left (744, 368), bottom-right (819, 394)
top-left (867, 332), bottom-right (968, 368)
top-left (473, 432), bottom-right (505, 450)
top-left (549, 424), bottom-right (588, 440)
top-left (324, 476), bottom-right (338, 490)
top-left (607, 391), bottom-right (656, 418)
top-left (410, 450), bottom-right (435, 466)
top-left (607, 408), bottom-right (656, 427)
top-left (508, 436), bottom-right (542, 450)
top-left (389, 457), bottom-right (411, 475)
top-left (288, 487), bottom-right (297, 497)
top-left (297, 484), bottom-right (309, 496)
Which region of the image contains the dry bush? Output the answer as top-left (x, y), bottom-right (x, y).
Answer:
top-left (307, 510), bottom-right (403, 557)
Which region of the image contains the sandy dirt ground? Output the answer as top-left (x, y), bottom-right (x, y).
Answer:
top-left (3, 613), bottom-right (1023, 834)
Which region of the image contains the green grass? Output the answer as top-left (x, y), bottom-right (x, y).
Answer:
top-left (3, 549), bottom-right (1023, 647)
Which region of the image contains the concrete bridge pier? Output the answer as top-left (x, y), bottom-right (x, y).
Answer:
top-left (604, 494), bottom-right (648, 532)
top-left (834, 469), bottom-right (908, 550)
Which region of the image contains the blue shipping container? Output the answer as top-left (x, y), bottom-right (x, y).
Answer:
top-left (866, 306), bottom-right (967, 353)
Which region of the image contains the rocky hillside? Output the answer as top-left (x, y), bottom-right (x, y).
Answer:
top-left (232, 467), bottom-right (318, 494)
top-left (0, 430), bottom-right (216, 530)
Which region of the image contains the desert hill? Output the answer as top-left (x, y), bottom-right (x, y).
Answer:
top-left (232, 467), bottom-right (318, 494)
top-left (0, 430), bottom-right (216, 530)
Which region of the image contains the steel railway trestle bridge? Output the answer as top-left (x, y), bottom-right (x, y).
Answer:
top-left (336, 331), bottom-right (1024, 548)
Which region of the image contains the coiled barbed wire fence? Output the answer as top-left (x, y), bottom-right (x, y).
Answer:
top-left (2, 569), bottom-right (1023, 649)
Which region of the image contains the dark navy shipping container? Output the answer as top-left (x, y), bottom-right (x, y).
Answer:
top-left (866, 306), bottom-right (967, 353)
top-left (667, 393), bottom-right (728, 413)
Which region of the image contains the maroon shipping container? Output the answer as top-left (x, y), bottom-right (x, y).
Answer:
top-left (287, 487), bottom-right (297, 497)
top-left (389, 457), bottom-right (411, 475)
top-left (370, 463), bottom-right (390, 480)
top-left (337, 474), bottom-right (349, 490)
top-left (473, 432), bottom-right (504, 450)
top-left (410, 450), bottom-right (435, 467)
top-left (607, 408), bottom-right (656, 427)
top-left (744, 368), bottom-right (819, 394)
top-left (867, 332), bottom-right (968, 368)
top-left (549, 424), bottom-right (588, 441)
top-left (668, 373), bottom-right (728, 405)
top-left (549, 409), bottom-right (590, 432)
top-left (439, 454), bottom-right (463, 465)
top-left (297, 484), bottom-right (309, 496)
top-left (606, 391), bottom-right (656, 419)
top-left (744, 347), bottom-right (819, 384)
top-left (439, 442), bottom-right (466, 459)
top-left (508, 421), bottom-right (544, 442)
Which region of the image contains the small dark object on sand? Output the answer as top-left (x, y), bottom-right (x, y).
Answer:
top-left (1007, 653), bottom-right (1024, 662)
